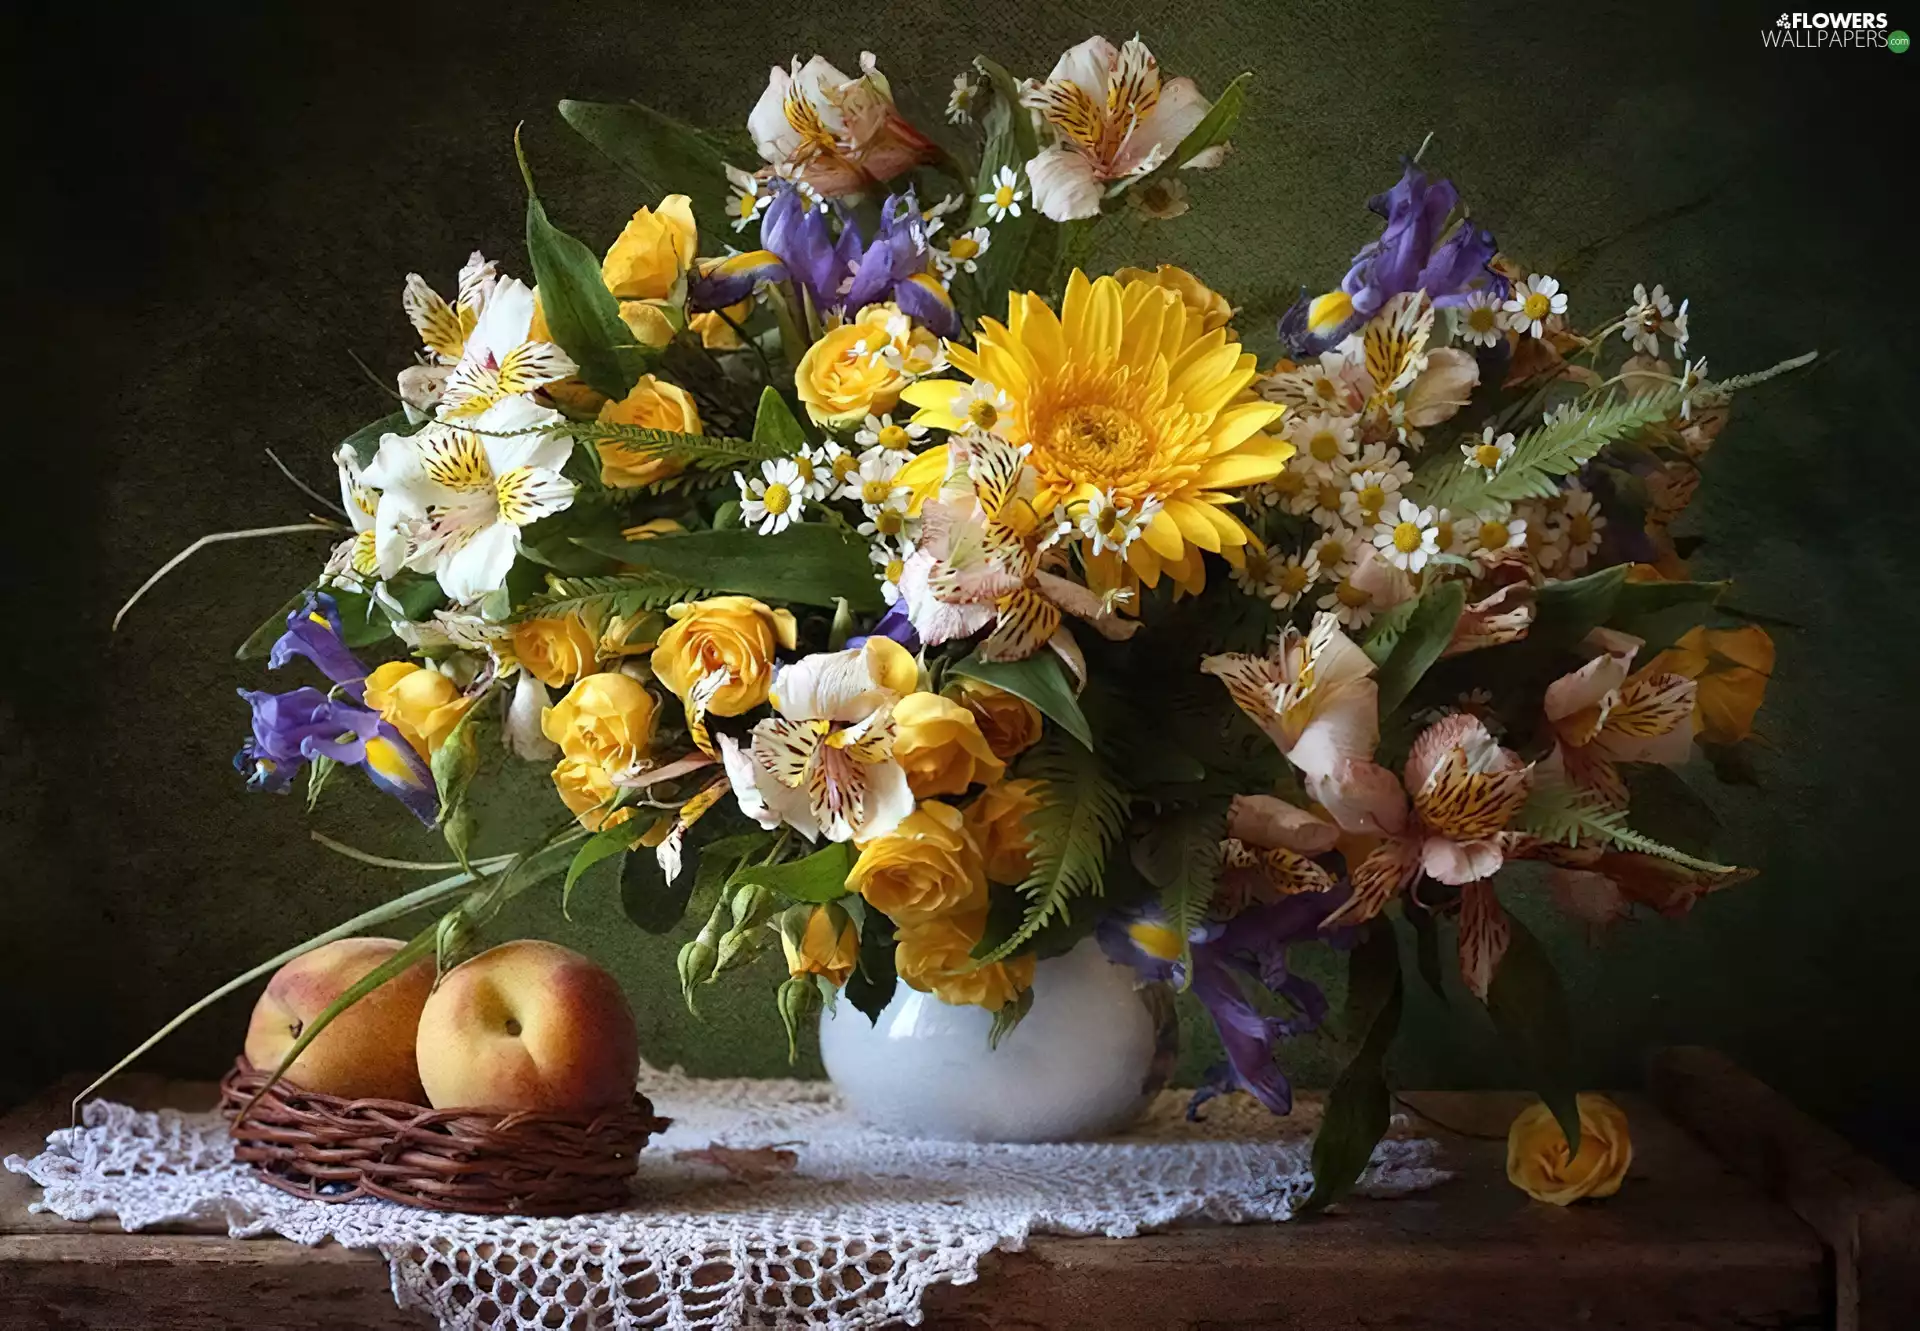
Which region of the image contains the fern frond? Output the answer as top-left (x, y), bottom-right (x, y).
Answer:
top-left (1518, 779), bottom-right (1735, 875)
top-left (575, 422), bottom-right (791, 476)
top-left (511, 572), bottom-right (703, 622)
top-left (976, 736), bottom-right (1129, 964)
top-left (1135, 801), bottom-right (1228, 982)
top-left (1414, 386), bottom-right (1683, 512)
top-left (1699, 349), bottom-right (1817, 398)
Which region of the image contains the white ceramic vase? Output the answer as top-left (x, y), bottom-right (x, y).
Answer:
top-left (818, 938), bottom-right (1178, 1142)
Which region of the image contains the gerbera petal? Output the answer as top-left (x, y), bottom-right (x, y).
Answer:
top-left (1166, 499), bottom-right (1223, 553)
top-left (1141, 507), bottom-right (1186, 560)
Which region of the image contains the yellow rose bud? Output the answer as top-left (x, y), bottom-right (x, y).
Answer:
top-left (649, 596), bottom-right (797, 717)
top-left (895, 909), bottom-right (1036, 1012)
top-left (782, 905), bottom-right (860, 987)
top-left (621, 518), bottom-right (686, 541)
top-left (1114, 264), bottom-right (1236, 334)
top-left (617, 299), bottom-right (679, 349)
top-left (363, 661), bottom-right (472, 757)
top-left (540, 671), bottom-right (658, 771)
top-left (597, 375), bottom-right (704, 489)
top-left (890, 692), bottom-right (1005, 798)
top-left (549, 754), bottom-right (636, 834)
top-left (510, 614), bottom-right (599, 690)
top-left (1644, 624), bottom-right (1775, 746)
top-left (848, 800), bottom-right (987, 925)
top-left (690, 297), bottom-right (752, 350)
top-left (601, 195), bottom-right (697, 302)
top-left (1506, 1094), bottom-right (1634, 1205)
top-left (794, 306), bottom-right (922, 428)
top-left (963, 778), bottom-right (1043, 885)
top-left (944, 678), bottom-right (1043, 761)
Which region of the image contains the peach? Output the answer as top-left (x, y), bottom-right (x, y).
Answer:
top-left (243, 936), bottom-right (433, 1101)
top-left (415, 940), bottom-right (639, 1113)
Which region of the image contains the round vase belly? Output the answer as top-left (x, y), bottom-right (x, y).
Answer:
top-left (819, 938), bottom-right (1178, 1142)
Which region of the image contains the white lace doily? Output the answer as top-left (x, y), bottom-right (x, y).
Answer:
top-left (7, 1065), bottom-right (1449, 1330)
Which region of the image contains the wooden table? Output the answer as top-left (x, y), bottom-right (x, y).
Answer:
top-left (2, 1048), bottom-right (1914, 1330)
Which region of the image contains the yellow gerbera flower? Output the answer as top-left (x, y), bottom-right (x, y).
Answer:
top-left (900, 270), bottom-right (1292, 588)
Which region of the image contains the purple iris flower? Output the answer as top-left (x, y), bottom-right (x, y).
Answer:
top-left (1100, 889), bottom-right (1352, 1119)
top-left (759, 182), bottom-right (862, 311)
top-left (845, 601), bottom-right (922, 653)
top-left (1280, 161), bottom-right (1501, 358)
top-left (233, 592), bottom-right (439, 824)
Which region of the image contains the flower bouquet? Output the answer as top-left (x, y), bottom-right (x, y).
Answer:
top-left (112, 33), bottom-right (1807, 1205)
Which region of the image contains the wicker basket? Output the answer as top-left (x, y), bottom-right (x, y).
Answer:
top-left (218, 1058), bottom-right (671, 1215)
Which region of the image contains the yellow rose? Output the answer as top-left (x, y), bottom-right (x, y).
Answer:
top-left (794, 305), bottom-right (927, 428)
top-left (782, 904), bottom-right (860, 986)
top-left (963, 779), bottom-right (1043, 885)
top-left (511, 614), bottom-right (598, 689)
top-left (690, 296), bottom-right (752, 349)
top-left (1506, 1094), bottom-right (1634, 1205)
top-left (945, 679), bottom-right (1042, 761)
top-left (601, 195), bottom-right (697, 302)
top-left (650, 596), bottom-right (797, 716)
top-left (597, 375), bottom-right (704, 489)
top-left (891, 692), bottom-right (1005, 797)
top-left (1114, 264), bottom-right (1235, 334)
top-left (618, 300), bottom-right (678, 349)
top-left (1644, 625), bottom-right (1775, 746)
top-left (540, 671), bottom-right (658, 770)
top-left (364, 661), bottom-right (472, 757)
top-left (550, 754), bottom-right (636, 834)
top-left (848, 800), bottom-right (987, 924)
top-left (895, 909), bottom-right (1036, 1012)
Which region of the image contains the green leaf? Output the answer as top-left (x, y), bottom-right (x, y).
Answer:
top-left (1485, 912), bottom-right (1581, 1153)
top-left (558, 99), bottom-right (737, 250)
top-left (1131, 800), bottom-right (1229, 977)
top-left (752, 385), bottom-right (809, 451)
top-left (962, 59), bottom-right (1041, 308)
top-left (1531, 564), bottom-right (1629, 654)
top-left (845, 910), bottom-right (898, 1024)
top-left (988, 986), bottom-right (1035, 1050)
top-left (947, 650), bottom-right (1093, 749)
top-left (1359, 596), bottom-right (1421, 667)
top-left (1123, 70), bottom-right (1249, 195)
top-left (1305, 923), bottom-right (1403, 1212)
top-left (563, 821), bottom-right (644, 917)
top-left (1407, 906), bottom-right (1447, 998)
top-left (731, 841), bottom-right (856, 904)
top-left (1373, 580), bottom-right (1466, 714)
top-left (572, 421), bottom-right (786, 478)
top-left (976, 735), bottom-right (1129, 964)
top-left (518, 135), bottom-right (645, 401)
top-left (303, 754), bottom-right (338, 813)
top-left (336, 410), bottom-right (418, 463)
top-left (575, 524), bottom-right (884, 612)
top-left (620, 841), bottom-right (697, 934)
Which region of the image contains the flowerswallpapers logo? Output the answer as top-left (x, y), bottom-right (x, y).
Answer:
top-left (1762, 11), bottom-right (1905, 47)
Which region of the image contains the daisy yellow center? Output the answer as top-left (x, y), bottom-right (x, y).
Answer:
top-left (1313, 537), bottom-right (1346, 566)
top-left (1392, 521), bottom-right (1423, 553)
top-left (1243, 550), bottom-right (1273, 580)
top-left (1568, 513), bottom-right (1595, 544)
top-left (1312, 378), bottom-right (1340, 403)
top-left (1473, 443), bottom-right (1504, 468)
top-left (1315, 482), bottom-right (1343, 509)
top-left (735, 194), bottom-right (758, 219)
top-left (1356, 483), bottom-right (1387, 515)
top-left (1277, 563), bottom-right (1311, 594)
top-left (1433, 519), bottom-right (1455, 551)
top-left (1309, 430), bottom-right (1342, 463)
top-left (1478, 519), bottom-right (1511, 549)
top-left (967, 399), bottom-right (1000, 429)
top-left (872, 508), bottom-right (906, 536)
top-left (877, 424), bottom-right (911, 450)
top-left (794, 455), bottom-right (817, 483)
top-left (1522, 292), bottom-right (1552, 321)
top-left (949, 236), bottom-right (980, 261)
top-left (1335, 580), bottom-right (1371, 609)
top-left (994, 185), bottom-right (1016, 209)
top-left (860, 478), bottom-right (893, 505)
top-left (1097, 505), bottom-right (1129, 539)
top-left (832, 453), bottom-right (861, 482)
top-left (762, 482), bottom-right (793, 515)
top-left (1272, 470), bottom-right (1306, 497)
top-left (883, 557), bottom-right (904, 582)
top-left (1467, 306), bottom-right (1498, 333)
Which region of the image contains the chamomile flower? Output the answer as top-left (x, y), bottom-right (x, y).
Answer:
top-left (980, 165), bottom-right (1025, 223)
top-left (1341, 465), bottom-right (1405, 528)
top-left (1078, 489), bottom-right (1160, 556)
top-left (1287, 410), bottom-right (1359, 475)
top-left (1266, 551), bottom-right (1321, 610)
top-left (858, 492), bottom-right (918, 547)
top-left (1516, 500), bottom-right (1569, 571)
top-left (840, 451), bottom-right (906, 508)
top-left (1373, 498), bottom-right (1441, 573)
top-left (921, 192), bottom-right (967, 239)
top-left (1258, 463), bottom-right (1310, 513)
top-left (871, 543), bottom-right (909, 605)
top-left (1470, 511), bottom-right (1528, 561)
top-left (815, 440), bottom-right (863, 495)
top-left (1231, 544), bottom-right (1278, 596)
top-left (951, 378), bottom-right (1013, 434)
top-left (934, 226), bottom-right (992, 277)
top-left (1428, 507), bottom-right (1464, 558)
top-left (947, 72), bottom-right (981, 124)
top-left (738, 458), bottom-right (806, 535)
top-left (1462, 425), bottom-right (1516, 476)
top-left (1453, 290), bottom-right (1504, 348)
top-left (1501, 273), bottom-right (1568, 339)
top-left (854, 413), bottom-right (926, 462)
top-left (1622, 283), bottom-right (1673, 356)
top-left (725, 164), bottom-right (769, 233)
top-left (1678, 356), bottom-right (1710, 419)
top-left (1307, 463), bottom-right (1353, 528)
top-left (1317, 576), bottom-right (1377, 629)
top-left (1666, 298), bottom-right (1690, 356)
top-left (1128, 175), bottom-right (1191, 220)
top-left (1308, 525), bottom-right (1362, 581)
top-left (1558, 485), bottom-right (1607, 571)
top-left (790, 445), bottom-right (836, 502)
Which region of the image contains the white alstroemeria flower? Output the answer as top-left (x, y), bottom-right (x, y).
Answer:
top-left (362, 396), bottom-right (576, 603)
top-left (738, 457), bottom-right (807, 534)
top-left (979, 165), bottom-right (1025, 222)
top-left (435, 277), bottom-right (577, 425)
top-left (1373, 498), bottom-right (1441, 573)
top-left (402, 250), bottom-right (498, 366)
top-left (1204, 613), bottom-right (1382, 786)
top-left (725, 163), bottom-right (769, 233)
top-left (1019, 35), bottom-right (1220, 222)
top-left (853, 412), bottom-right (926, 461)
top-left (1077, 489), bottom-right (1160, 556)
top-left (1454, 290), bottom-right (1503, 348)
top-left (505, 669), bottom-right (560, 762)
top-left (733, 637), bottom-right (921, 843)
top-left (323, 445), bottom-right (383, 588)
top-left (934, 226), bottom-right (992, 278)
top-left (1462, 425), bottom-right (1517, 476)
top-left (947, 71), bottom-right (980, 124)
top-left (1501, 274), bottom-right (1568, 339)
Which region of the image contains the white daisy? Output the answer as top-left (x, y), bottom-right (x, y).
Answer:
top-left (1306, 462), bottom-right (1354, 528)
top-left (1678, 356), bottom-right (1710, 419)
top-left (951, 378), bottom-right (1013, 434)
top-left (1286, 410), bottom-right (1359, 475)
top-left (1427, 507), bottom-right (1464, 558)
top-left (1666, 298), bottom-right (1690, 356)
top-left (815, 440), bottom-right (864, 496)
top-left (840, 451), bottom-right (906, 508)
top-left (1258, 345), bottom-right (1365, 414)
top-left (853, 413), bottom-right (926, 462)
top-left (857, 491), bottom-right (918, 548)
top-left (1470, 510), bottom-right (1528, 561)
top-left (725, 164), bottom-right (769, 233)
top-left (1622, 282), bottom-right (1673, 357)
top-left (1078, 489), bottom-right (1161, 556)
top-left (1257, 461), bottom-right (1312, 514)
top-left (947, 72), bottom-right (981, 124)
top-left (1558, 485), bottom-right (1607, 571)
top-left (934, 225), bottom-right (992, 278)
top-left (1341, 464), bottom-right (1406, 528)
top-left (871, 544), bottom-right (909, 605)
top-left (1461, 425), bottom-right (1517, 476)
top-left (1453, 290), bottom-right (1504, 348)
top-left (1307, 525), bottom-right (1363, 581)
top-left (1372, 497), bottom-right (1441, 573)
top-left (737, 458), bottom-right (806, 535)
top-left (1266, 551), bottom-right (1321, 610)
top-left (1230, 544), bottom-right (1279, 596)
top-left (1317, 576), bottom-right (1377, 630)
top-left (1501, 273), bottom-right (1568, 339)
top-left (922, 192), bottom-right (967, 238)
top-left (979, 165), bottom-right (1025, 223)
top-left (1516, 500), bottom-right (1569, 570)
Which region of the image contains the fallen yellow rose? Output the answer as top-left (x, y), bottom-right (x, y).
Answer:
top-left (650, 596), bottom-right (797, 717)
top-left (597, 375), bottom-right (704, 489)
top-left (1507, 1093), bottom-right (1634, 1205)
top-left (848, 800), bottom-right (987, 924)
top-left (511, 614), bottom-right (599, 690)
top-left (541, 671), bottom-right (658, 771)
top-left (895, 909), bottom-right (1035, 1012)
top-left (891, 692), bottom-right (1005, 797)
top-left (363, 661), bottom-right (472, 757)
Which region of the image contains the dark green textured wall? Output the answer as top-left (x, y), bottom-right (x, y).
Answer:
top-left (10, 1), bottom-right (1916, 1168)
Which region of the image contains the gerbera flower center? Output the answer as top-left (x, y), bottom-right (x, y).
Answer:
top-left (1309, 431), bottom-right (1341, 463)
top-left (1392, 521), bottom-right (1423, 553)
top-left (762, 482), bottom-right (793, 515)
top-left (1522, 292), bottom-right (1552, 321)
top-left (1042, 403), bottom-right (1155, 489)
top-left (877, 424), bottom-right (911, 450)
